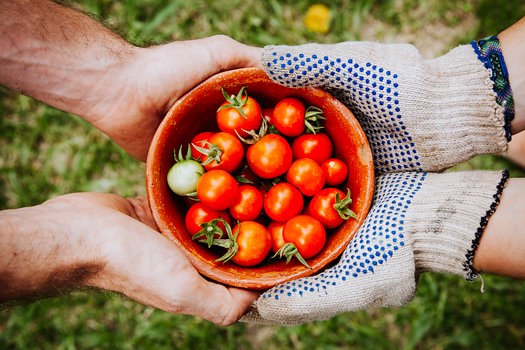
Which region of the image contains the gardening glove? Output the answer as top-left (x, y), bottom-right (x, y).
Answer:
top-left (241, 170), bottom-right (509, 325)
top-left (260, 37), bottom-right (514, 174)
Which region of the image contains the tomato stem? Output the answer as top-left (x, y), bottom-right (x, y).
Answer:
top-left (272, 242), bottom-right (311, 269)
top-left (191, 141), bottom-right (224, 166)
top-left (334, 188), bottom-right (358, 220)
top-left (217, 86), bottom-right (249, 119)
top-left (214, 222), bottom-right (240, 264)
top-left (192, 218), bottom-right (225, 247)
top-left (173, 144), bottom-right (196, 163)
top-left (304, 106), bottom-right (326, 134)
top-left (235, 116), bottom-right (268, 144)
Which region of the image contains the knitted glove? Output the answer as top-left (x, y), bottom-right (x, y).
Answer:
top-left (261, 39), bottom-right (514, 174)
top-left (241, 170), bottom-right (509, 325)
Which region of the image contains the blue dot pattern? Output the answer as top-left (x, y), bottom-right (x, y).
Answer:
top-left (265, 50), bottom-right (422, 174)
top-left (263, 172), bottom-right (427, 301)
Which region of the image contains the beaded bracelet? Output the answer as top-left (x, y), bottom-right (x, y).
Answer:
top-left (471, 36), bottom-right (515, 141)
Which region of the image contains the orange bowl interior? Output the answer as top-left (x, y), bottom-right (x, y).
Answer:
top-left (146, 68), bottom-right (374, 290)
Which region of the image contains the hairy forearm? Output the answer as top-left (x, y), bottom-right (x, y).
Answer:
top-left (0, 203), bottom-right (103, 300)
top-left (500, 17), bottom-right (525, 133)
top-left (0, 0), bottom-right (137, 124)
top-left (474, 178), bottom-right (525, 279)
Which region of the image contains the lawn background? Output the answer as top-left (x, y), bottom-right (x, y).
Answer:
top-left (1, 0), bottom-right (525, 349)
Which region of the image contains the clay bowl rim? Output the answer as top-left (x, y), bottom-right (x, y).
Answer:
top-left (146, 67), bottom-right (374, 290)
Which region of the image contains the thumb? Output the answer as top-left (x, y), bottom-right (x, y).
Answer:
top-left (147, 35), bottom-right (262, 112)
top-left (182, 277), bottom-right (260, 326)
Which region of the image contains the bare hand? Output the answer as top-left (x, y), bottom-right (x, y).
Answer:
top-left (0, 193), bottom-right (259, 326)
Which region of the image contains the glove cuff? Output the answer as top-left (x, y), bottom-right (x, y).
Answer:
top-left (410, 170), bottom-right (509, 279)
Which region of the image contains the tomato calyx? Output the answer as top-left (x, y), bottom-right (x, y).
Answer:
top-left (235, 117), bottom-right (268, 144)
top-left (260, 176), bottom-right (285, 192)
top-left (191, 141), bottom-right (223, 166)
top-left (334, 188), bottom-right (358, 220)
top-left (217, 86), bottom-right (249, 119)
top-left (212, 221), bottom-right (241, 264)
top-left (234, 167), bottom-right (253, 185)
top-left (174, 143), bottom-right (196, 163)
top-left (192, 218), bottom-right (241, 263)
top-left (272, 242), bottom-right (311, 269)
top-left (304, 106), bottom-right (326, 134)
top-left (191, 218), bottom-right (225, 248)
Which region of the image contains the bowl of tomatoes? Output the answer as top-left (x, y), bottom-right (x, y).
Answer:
top-left (146, 67), bottom-right (374, 290)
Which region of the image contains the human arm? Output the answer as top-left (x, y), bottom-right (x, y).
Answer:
top-left (0, 0), bottom-right (261, 161)
top-left (261, 17), bottom-right (525, 174)
top-left (0, 193), bottom-right (258, 326)
top-left (240, 18), bottom-right (525, 325)
top-left (500, 16), bottom-right (525, 132)
top-left (473, 177), bottom-right (525, 279)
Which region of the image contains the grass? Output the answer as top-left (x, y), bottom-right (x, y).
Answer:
top-left (1, 0), bottom-right (525, 349)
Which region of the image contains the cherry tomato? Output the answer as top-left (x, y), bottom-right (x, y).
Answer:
top-left (247, 134), bottom-right (293, 179)
top-left (321, 158), bottom-right (348, 187)
top-left (272, 97), bottom-right (306, 136)
top-left (292, 133), bottom-right (333, 164)
top-left (197, 170), bottom-right (240, 210)
top-left (231, 221), bottom-right (272, 267)
top-left (167, 146), bottom-right (204, 196)
top-left (185, 202), bottom-right (231, 236)
top-left (217, 88), bottom-right (262, 138)
top-left (264, 182), bottom-right (304, 222)
top-left (283, 215), bottom-right (326, 259)
top-left (229, 185), bottom-right (264, 221)
top-left (286, 158), bottom-right (325, 196)
top-left (198, 132), bottom-right (244, 173)
top-left (309, 188), bottom-right (348, 229)
top-left (262, 107), bottom-right (274, 125)
top-left (258, 184), bottom-right (268, 200)
top-left (268, 221), bottom-right (286, 254)
top-left (190, 131), bottom-right (214, 160)
top-left (234, 164), bottom-right (260, 187)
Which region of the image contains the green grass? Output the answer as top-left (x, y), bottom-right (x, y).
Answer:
top-left (2, 0), bottom-right (525, 349)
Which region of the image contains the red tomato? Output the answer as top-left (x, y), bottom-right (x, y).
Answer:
top-left (262, 107), bottom-right (274, 125)
top-left (321, 158), bottom-right (348, 187)
top-left (247, 134), bottom-right (293, 179)
top-left (258, 184), bottom-right (268, 201)
top-left (292, 133), bottom-right (333, 164)
top-left (231, 221), bottom-right (272, 267)
top-left (264, 182), bottom-right (304, 222)
top-left (286, 158), bottom-right (325, 196)
top-left (185, 202), bottom-right (232, 236)
top-left (309, 188), bottom-right (348, 229)
top-left (190, 131), bottom-right (214, 160)
top-left (199, 132), bottom-right (244, 173)
top-left (197, 170), bottom-right (240, 210)
top-left (268, 221), bottom-right (286, 254)
top-left (272, 98), bottom-right (306, 137)
top-left (235, 165), bottom-right (260, 187)
top-left (283, 215), bottom-right (326, 259)
top-left (229, 185), bottom-right (264, 221)
top-left (217, 90), bottom-right (262, 138)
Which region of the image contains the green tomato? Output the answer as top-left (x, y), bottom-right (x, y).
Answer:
top-left (167, 159), bottom-right (204, 196)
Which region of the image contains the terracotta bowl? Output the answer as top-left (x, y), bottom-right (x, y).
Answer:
top-left (146, 68), bottom-right (374, 290)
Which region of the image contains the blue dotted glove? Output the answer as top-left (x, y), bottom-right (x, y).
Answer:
top-left (261, 42), bottom-right (508, 174)
top-left (241, 170), bottom-right (508, 325)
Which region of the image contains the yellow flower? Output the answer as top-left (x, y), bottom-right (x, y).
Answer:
top-left (304, 4), bottom-right (331, 34)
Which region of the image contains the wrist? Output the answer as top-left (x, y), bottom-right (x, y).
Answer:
top-left (0, 201), bottom-right (105, 300)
